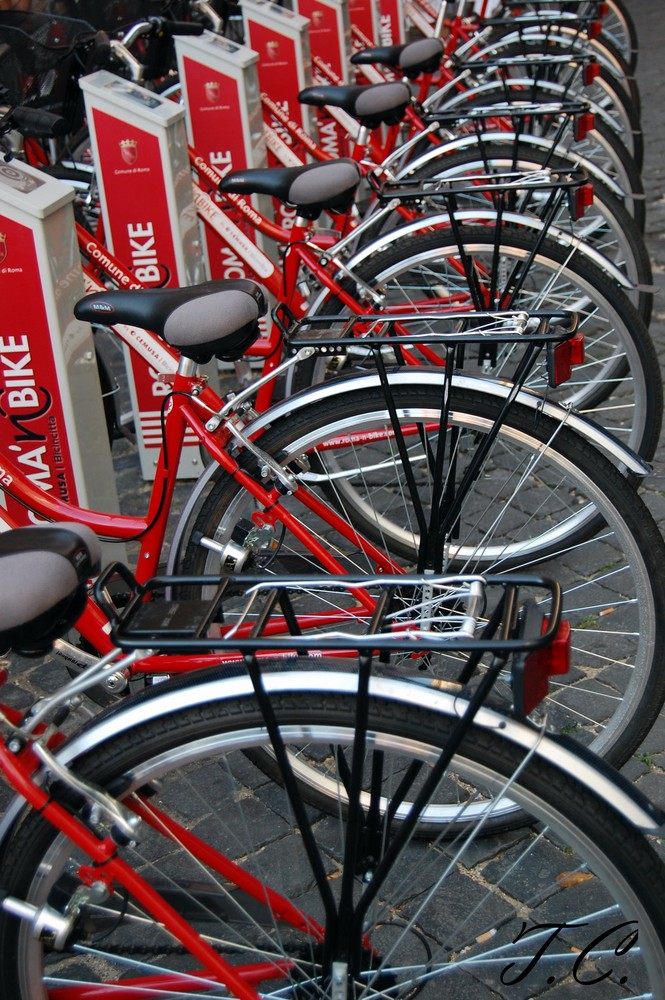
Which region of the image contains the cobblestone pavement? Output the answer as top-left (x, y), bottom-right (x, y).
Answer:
top-left (0, 2), bottom-right (664, 994)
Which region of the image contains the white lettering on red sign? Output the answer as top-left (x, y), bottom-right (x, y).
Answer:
top-left (210, 150), bottom-right (234, 177)
top-left (127, 222), bottom-right (161, 284)
top-left (0, 334), bottom-right (55, 493)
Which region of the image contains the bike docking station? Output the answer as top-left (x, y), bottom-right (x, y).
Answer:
top-left (0, 160), bottom-right (121, 529)
top-left (79, 70), bottom-right (212, 480)
top-left (378, 0), bottom-right (406, 45)
top-left (292, 0), bottom-right (354, 156)
top-left (347, 0), bottom-right (406, 55)
top-left (174, 32), bottom-right (273, 285)
top-left (348, 0), bottom-right (383, 53)
top-left (241, 0), bottom-right (315, 224)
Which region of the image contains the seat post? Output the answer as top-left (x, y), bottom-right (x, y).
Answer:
top-left (177, 356), bottom-right (201, 379)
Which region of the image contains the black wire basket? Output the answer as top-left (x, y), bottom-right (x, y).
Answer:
top-left (0, 10), bottom-right (97, 132)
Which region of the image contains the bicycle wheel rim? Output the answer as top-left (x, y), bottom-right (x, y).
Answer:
top-left (392, 143), bottom-right (652, 324)
top-left (307, 228), bottom-right (660, 457)
top-left (5, 687), bottom-right (665, 997)
top-left (182, 381), bottom-right (665, 765)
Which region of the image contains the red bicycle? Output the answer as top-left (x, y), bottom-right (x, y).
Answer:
top-left (0, 522), bottom-right (664, 997)
top-left (1, 286), bottom-right (663, 769)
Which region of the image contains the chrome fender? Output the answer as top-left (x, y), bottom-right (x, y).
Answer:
top-left (165, 369), bottom-right (649, 573)
top-left (325, 209), bottom-right (633, 291)
top-left (0, 672), bottom-right (660, 855)
top-left (389, 131), bottom-right (626, 201)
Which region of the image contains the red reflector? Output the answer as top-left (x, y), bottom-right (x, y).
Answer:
top-left (549, 620), bottom-right (572, 675)
top-left (520, 619), bottom-right (571, 715)
top-left (568, 331), bottom-right (585, 366)
top-left (520, 651), bottom-right (549, 716)
top-left (598, 2), bottom-right (609, 15)
top-left (584, 62), bottom-right (601, 85)
top-left (547, 332), bottom-right (585, 387)
top-left (575, 111), bottom-right (595, 141)
top-left (573, 182), bottom-right (594, 219)
top-left (588, 19), bottom-right (602, 38)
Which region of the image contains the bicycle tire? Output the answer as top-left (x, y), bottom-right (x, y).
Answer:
top-left (514, 1), bottom-right (639, 71)
top-left (299, 226), bottom-right (662, 459)
top-left (599, 0), bottom-right (639, 70)
top-left (1, 678), bottom-right (665, 997)
top-left (426, 83), bottom-right (645, 227)
top-left (470, 29), bottom-right (641, 129)
top-left (367, 139), bottom-right (653, 324)
top-left (179, 378), bottom-right (665, 766)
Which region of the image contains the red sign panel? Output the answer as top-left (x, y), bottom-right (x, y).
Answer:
top-left (348, 0), bottom-right (379, 43)
top-left (0, 217), bottom-right (81, 521)
top-left (245, 20), bottom-right (307, 228)
top-left (379, 0), bottom-right (405, 44)
top-left (297, 0), bottom-right (345, 78)
top-left (245, 20), bottom-right (306, 127)
top-left (182, 54), bottom-right (262, 281)
top-left (183, 56), bottom-right (250, 176)
top-left (90, 108), bottom-right (181, 289)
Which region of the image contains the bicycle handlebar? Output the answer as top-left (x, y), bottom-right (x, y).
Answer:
top-left (119, 16), bottom-right (204, 50)
top-left (110, 17), bottom-right (205, 82)
top-left (162, 20), bottom-right (207, 38)
top-left (0, 105), bottom-right (68, 140)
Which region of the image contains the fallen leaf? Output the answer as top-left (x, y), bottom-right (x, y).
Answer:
top-left (557, 871), bottom-right (595, 888)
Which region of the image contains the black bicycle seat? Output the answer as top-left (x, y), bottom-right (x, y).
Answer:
top-left (351, 38), bottom-right (444, 78)
top-left (75, 279), bottom-right (267, 364)
top-left (298, 82), bottom-right (411, 128)
top-left (219, 159), bottom-right (363, 221)
top-left (0, 524), bottom-right (101, 656)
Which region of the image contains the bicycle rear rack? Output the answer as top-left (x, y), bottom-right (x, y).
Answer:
top-left (94, 567), bottom-right (569, 719)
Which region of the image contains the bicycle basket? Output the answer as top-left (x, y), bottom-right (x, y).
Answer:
top-left (0, 11), bottom-right (97, 131)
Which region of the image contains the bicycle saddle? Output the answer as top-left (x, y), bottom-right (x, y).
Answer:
top-left (0, 524), bottom-right (101, 656)
top-left (75, 279), bottom-right (267, 364)
top-left (218, 159), bottom-right (362, 220)
top-left (350, 38), bottom-right (444, 78)
top-left (298, 82), bottom-right (412, 128)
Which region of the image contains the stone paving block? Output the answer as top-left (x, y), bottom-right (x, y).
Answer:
top-left (634, 770), bottom-right (665, 810)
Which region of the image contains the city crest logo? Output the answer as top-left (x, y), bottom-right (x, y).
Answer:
top-left (204, 80), bottom-right (221, 104)
top-left (0, 232), bottom-right (6, 266)
top-left (120, 138), bottom-right (139, 166)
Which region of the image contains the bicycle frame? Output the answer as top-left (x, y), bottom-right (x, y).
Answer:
top-left (85, 140), bottom-right (607, 381)
top-left (5, 308), bottom-right (638, 677)
top-left (0, 342), bottom-right (406, 663)
top-left (76, 167), bottom-right (451, 414)
top-left (0, 568), bottom-right (610, 1000)
top-left (1, 561), bottom-right (661, 997)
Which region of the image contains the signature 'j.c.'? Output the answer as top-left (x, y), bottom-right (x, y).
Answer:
top-left (501, 920), bottom-right (638, 986)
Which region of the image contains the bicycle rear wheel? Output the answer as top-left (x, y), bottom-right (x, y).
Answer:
top-left (513, 0), bottom-right (639, 70)
top-left (382, 139), bottom-right (653, 325)
top-left (599, 0), bottom-right (639, 70)
top-left (180, 379), bottom-right (665, 766)
top-left (426, 84), bottom-right (645, 226)
top-left (460, 29), bottom-right (642, 153)
top-left (1, 678), bottom-right (664, 998)
top-left (300, 227), bottom-right (662, 459)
